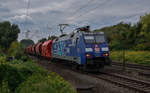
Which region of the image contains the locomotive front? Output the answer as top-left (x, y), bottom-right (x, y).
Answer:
top-left (82, 32), bottom-right (111, 70)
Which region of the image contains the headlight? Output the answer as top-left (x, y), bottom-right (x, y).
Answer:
top-left (103, 53), bottom-right (109, 57)
top-left (102, 47), bottom-right (109, 51)
top-left (85, 48), bottom-right (93, 52)
top-left (86, 54), bottom-right (92, 58)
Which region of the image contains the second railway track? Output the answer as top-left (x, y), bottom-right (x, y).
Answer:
top-left (112, 62), bottom-right (150, 70)
top-left (92, 72), bottom-right (150, 93)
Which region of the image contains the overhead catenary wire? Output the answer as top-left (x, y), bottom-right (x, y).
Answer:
top-left (47, 0), bottom-right (117, 35)
top-left (69, 0), bottom-right (111, 24)
top-left (88, 11), bottom-right (146, 31)
top-left (72, 0), bottom-right (96, 17)
top-left (25, 0), bottom-right (31, 25)
top-left (46, 0), bottom-right (96, 32)
top-left (71, 0), bottom-right (146, 29)
top-left (23, 0), bottom-right (146, 39)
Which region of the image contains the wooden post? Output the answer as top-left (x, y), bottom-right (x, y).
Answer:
top-left (123, 49), bottom-right (126, 70)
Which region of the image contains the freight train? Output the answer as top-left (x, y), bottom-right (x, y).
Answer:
top-left (25, 26), bottom-right (112, 71)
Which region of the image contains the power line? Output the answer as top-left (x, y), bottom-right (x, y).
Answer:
top-left (68, 0), bottom-right (97, 24)
top-left (73, 0), bottom-right (145, 28)
top-left (47, 0), bottom-right (108, 34)
top-left (46, 1), bottom-right (95, 33)
top-left (70, 0), bottom-right (111, 24)
top-left (89, 11), bottom-right (145, 31)
top-left (46, 0), bottom-right (96, 31)
top-left (25, 0), bottom-right (31, 24)
top-left (72, 0), bottom-right (96, 16)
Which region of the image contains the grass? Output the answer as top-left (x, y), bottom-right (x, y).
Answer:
top-left (0, 55), bottom-right (76, 93)
top-left (110, 51), bottom-right (150, 65)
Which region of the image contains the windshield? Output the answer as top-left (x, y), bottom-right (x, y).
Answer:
top-left (84, 36), bottom-right (95, 43)
top-left (95, 35), bottom-right (105, 43)
top-left (84, 34), bottom-right (106, 43)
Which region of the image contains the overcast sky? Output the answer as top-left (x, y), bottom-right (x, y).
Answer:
top-left (0, 0), bottom-right (150, 43)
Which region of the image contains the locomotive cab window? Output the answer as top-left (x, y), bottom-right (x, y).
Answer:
top-left (95, 35), bottom-right (105, 43)
top-left (84, 34), bottom-right (106, 43)
top-left (84, 35), bottom-right (95, 43)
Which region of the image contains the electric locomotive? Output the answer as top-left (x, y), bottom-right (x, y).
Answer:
top-left (52, 26), bottom-right (111, 71)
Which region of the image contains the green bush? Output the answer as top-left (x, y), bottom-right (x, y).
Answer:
top-left (0, 64), bottom-right (26, 92)
top-left (0, 80), bottom-right (10, 93)
top-left (0, 55), bottom-right (7, 64)
top-left (16, 73), bottom-right (76, 93)
top-left (0, 57), bottom-right (76, 93)
top-left (0, 46), bottom-right (4, 54)
top-left (8, 41), bottom-right (24, 60)
top-left (0, 60), bottom-right (46, 92)
top-left (134, 44), bottom-right (147, 50)
top-left (10, 60), bottom-right (47, 74)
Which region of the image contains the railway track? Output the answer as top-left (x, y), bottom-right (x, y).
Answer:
top-left (92, 72), bottom-right (150, 93)
top-left (76, 85), bottom-right (96, 93)
top-left (112, 62), bottom-right (150, 70)
top-left (33, 56), bottom-right (150, 93)
top-left (54, 60), bottom-right (150, 93)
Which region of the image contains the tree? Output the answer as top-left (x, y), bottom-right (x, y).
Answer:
top-left (0, 21), bottom-right (20, 52)
top-left (8, 41), bottom-right (24, 59)
top-left (94, 22), bottom-right (131, 50)
top-left (134, 13), bottom-right (150, 50)
top-left (20, 39), bottom-right (34, 48)
top-left (94, 13), bottom-right (150, 51)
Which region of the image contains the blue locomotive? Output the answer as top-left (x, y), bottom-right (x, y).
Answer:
top-left (52, 26), bottom-right (111, 71)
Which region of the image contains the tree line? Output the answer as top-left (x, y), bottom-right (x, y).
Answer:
top-left (95, 13), bottom-right (150, 50)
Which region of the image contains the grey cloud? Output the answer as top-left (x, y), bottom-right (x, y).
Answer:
top-left (0, 0), bottom-right (150, 42)
top-left (0, 8), bottom-right (10, 12)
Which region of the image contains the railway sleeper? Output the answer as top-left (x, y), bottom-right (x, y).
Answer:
top-left (96, 75), bottom-right (150, 93)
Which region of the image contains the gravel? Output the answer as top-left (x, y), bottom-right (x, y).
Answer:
top-left (31, 56), bottom-right (141, 93)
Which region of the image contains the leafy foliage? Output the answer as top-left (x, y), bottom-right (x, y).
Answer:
top-left (0, 21), bottom-right (20, 52)
top-left (8, 41), bottom-right (25, 60)
top-left (0, 56), bottom-right (76, 93)
top-left (0, 64), bottom-right (26, 92)
top-left (0, 55), bottom-right (7, 64)
top-left (95, 13), bottom-right (150, 50)
top-left (0, 80), bottom-right (10, 93)
top-left (16, 73), bottom-right (76, 93)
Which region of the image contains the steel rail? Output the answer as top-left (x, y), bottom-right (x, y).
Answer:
top-left (112, 62), bottom-right (150, 70)
top-left (92, 72), bottom-right (150, 93)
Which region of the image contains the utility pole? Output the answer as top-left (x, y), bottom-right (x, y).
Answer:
top-left (123, 48), bottom-right (126, 70)
top-left (58, 24), bottom-right (69, 35)
top-left (121, 34), bottom-right (126, 71)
